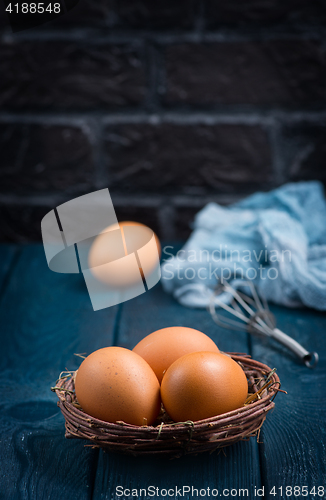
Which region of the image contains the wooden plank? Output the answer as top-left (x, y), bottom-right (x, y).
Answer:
top-left (0, 245), bottom-right (119, 500)
top-left (0, 245), bottom-right (119, 386)
top-left (251, 304), bottom-right (326, 498)
top-left (93, 440), bottom-right (261, 499)
top-left (92, 280), bottom-right (263, 500)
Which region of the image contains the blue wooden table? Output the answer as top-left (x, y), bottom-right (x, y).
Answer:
top-left (0, 244), bottom-right (325, 500)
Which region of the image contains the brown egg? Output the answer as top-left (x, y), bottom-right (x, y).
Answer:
top-left (160, 351), bottom-right (248, 422)
top-left (119, 221), bottom-right (161, 258)
top-left (132, 327), bottom-right (219, 383)
top-left (88, 221), bottom-right (161, 288)
top-left (75, 347), bottom-right (161, 426)
top-left (118, 221), bottom-right (161, 281)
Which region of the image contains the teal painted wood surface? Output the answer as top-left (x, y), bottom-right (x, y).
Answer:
top-left (0, 244), bottom-right (325, 500)
top-left (251, 306), bottom-right (326, 497)
top-left (0, 245), bottom-right (118, 500)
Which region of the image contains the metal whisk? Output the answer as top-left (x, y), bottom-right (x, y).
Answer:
top-left (209, 280), bottom-right (319, 368)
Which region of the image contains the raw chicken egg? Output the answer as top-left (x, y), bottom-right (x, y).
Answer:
top-left (117, 221), bottom-right (161, 281)
top-left (132, 327), bottom-right (219, 383)
top-left (118, 221), bottom-right (161, 257)
top-left (160, 351), bottom-right (248, 422)
top-left (88, 221), bottom-right (160, 289)
top-left (75, 347), bottom-right (161, 426)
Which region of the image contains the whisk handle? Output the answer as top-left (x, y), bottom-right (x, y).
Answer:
top-left (271, 328), bottom-right (318, 368)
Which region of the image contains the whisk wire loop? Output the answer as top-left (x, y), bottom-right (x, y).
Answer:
top-left (208, 279), bottom-right (318, 368)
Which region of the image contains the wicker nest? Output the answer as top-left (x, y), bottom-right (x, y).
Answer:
top-left (52, 353), bottom-right (281, 458)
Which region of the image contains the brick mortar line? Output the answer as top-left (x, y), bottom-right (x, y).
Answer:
top-left (86, 118), bottom-right (109, 191)
top-left (194, 0), bottom-right (205, 35)
top-left (112, 194), bottom-right (245, 206)
top-left (268, 121), bottom-right (285, 186)
top-left (0, 114), bottom-right (95, 126)
top-left (0, 193), bottom-right (164, 206)
top-left (1, 27), bottom-right (326, 44)
top-left (157, 204), bottom-right (176, 241)
top-left (0, 110), bottom-right (326, 126)
top-left (0, 193), bottom-right (245, 207)
top-left (143, 42), bottom-right (161, 112)
top-left (170, 194), bottom-right (245, 205)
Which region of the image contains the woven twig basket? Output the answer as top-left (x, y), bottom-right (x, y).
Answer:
top-left (53, 353), bottom-right (280, 458)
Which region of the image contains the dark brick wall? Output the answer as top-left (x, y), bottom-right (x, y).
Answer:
top-left (104, 122), bottom-right (273, 193)
top-left (0, 42), bottom-right (147, 109)
top-left (0, 0), bottom-right (326, 242)
top-left (165, 41), bottom-right (326, 106)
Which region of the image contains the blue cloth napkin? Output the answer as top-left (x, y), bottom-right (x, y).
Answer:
top-left (161, 181), bottom-right (326, 311)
